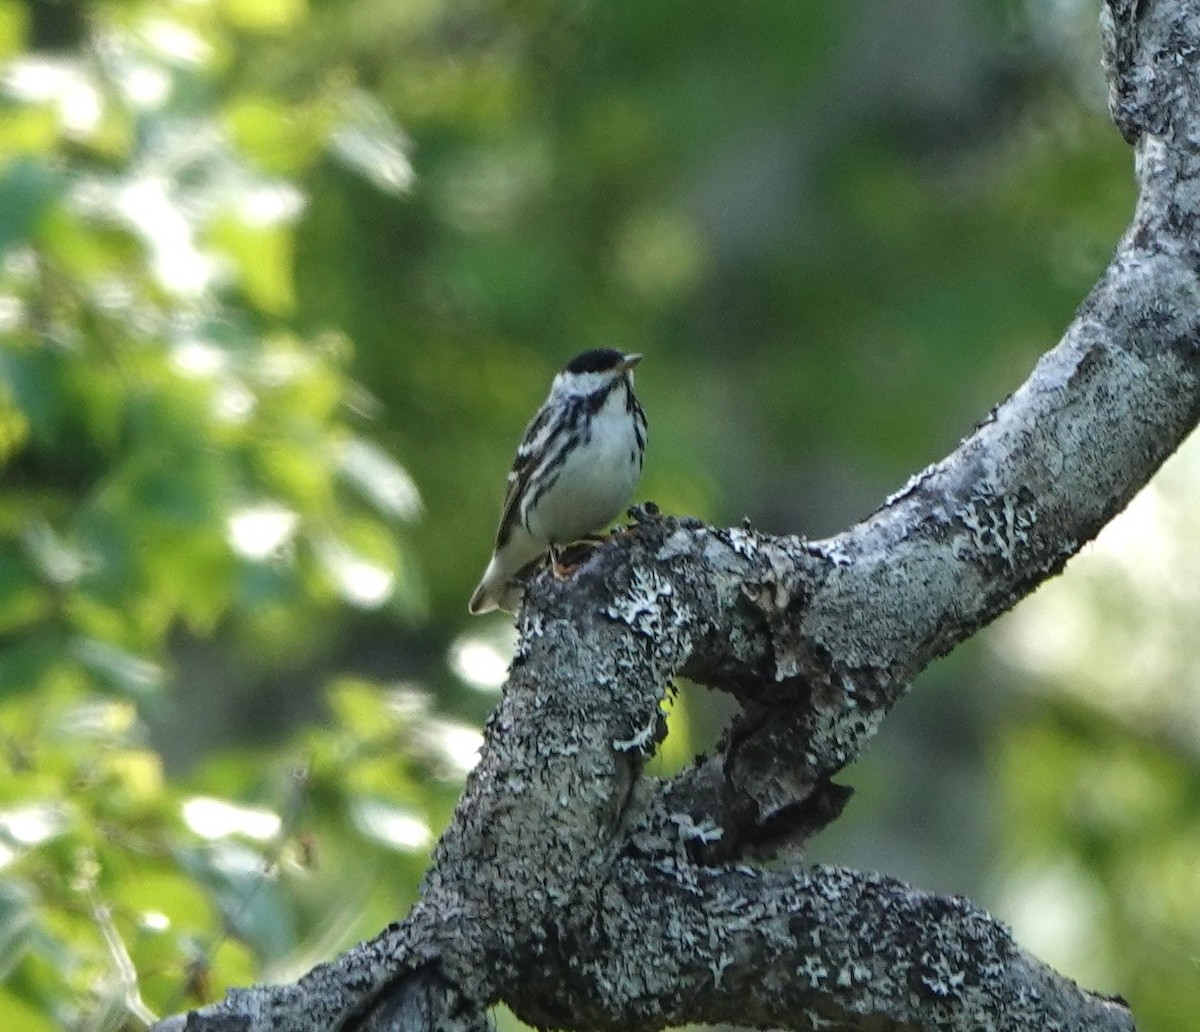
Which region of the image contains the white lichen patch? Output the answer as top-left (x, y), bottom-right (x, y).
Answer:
top-left (883, 461), bottom-right (941, 508)
top-left (919, 949), bottom-right (969, 998)
top-left (709, 951), bottom-right (733, 987)
top-left (603, 565), bottom-right (684, 638)
top-left (649, 857), bottom-right (703, 895)
top-left (723, 525), bottom-right (763, 561)
top-left (513, 610), bottom-right (546, 662)
top-left (669, 812), bottom-right (722, 844)
top-left (954, 479), bottom-right (1036, 570)
top-left (835, 960), bottom-right (874, 988)
top-left (798, 954), bottom-right (830, 986)
top-left (613, 709), bottom-right (661, 753)
top-left (655, 526), bottom-right (703, 562)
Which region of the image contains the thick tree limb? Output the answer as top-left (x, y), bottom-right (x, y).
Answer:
top-left (155, 2), bottom-right (1200, 1030)
top-left (510, 860), bottom-right (1132, 1032)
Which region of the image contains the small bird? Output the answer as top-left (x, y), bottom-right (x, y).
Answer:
top-left (469, 348), bottom-right (648, 614)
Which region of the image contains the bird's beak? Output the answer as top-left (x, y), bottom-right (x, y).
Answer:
top-left (618, 353), bottom-right (643, 372)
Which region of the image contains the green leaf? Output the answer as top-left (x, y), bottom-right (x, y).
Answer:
top-left (69, 638), bottom-right (164, 699)
top-left (219, 0), bottom-right (306, 33)
top-left (208, 215), bottom-right (297, 316)
top-left (0, 988), bottom-right (56, 1032)
top-left (0, 2), bottom-right (28, 59)
top-left (315, 521), bottom-right (398, 610)
top-left (0, 552), bottom-right (50, 636)
top-left (0, 630), bottom-right (75, 698)
top-left (117, 869), bottom-right (218, 937)
top-left (328, 91), bottom-right (413, 195)
top-left (0, 880), bottom-right (35, 983)
top-left (0, 108), bottom-right (57, 158)
top-left (224, 96), bottom-right (329, 174)
top-left (208, 937), bottom-right (260, 997)
top-left (0, 159), bottom-right (65, 252)
top-left (337, 438), bottom-right (422, 521)
top-left (0, 346), bottom-right (68, 447)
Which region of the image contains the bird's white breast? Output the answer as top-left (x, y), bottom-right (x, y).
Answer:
top-left (523, 386), bottom-right (641, 544)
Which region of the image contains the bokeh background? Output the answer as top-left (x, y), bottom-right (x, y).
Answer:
top-left (0, 1), bottom-right (1196, 1030)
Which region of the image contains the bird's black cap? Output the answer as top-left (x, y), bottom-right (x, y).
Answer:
top-left (563, 348), bottom-right (637, 374)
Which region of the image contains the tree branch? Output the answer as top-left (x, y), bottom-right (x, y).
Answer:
top-left (510, 860), bottom-right (1133, 1032)
top-left (155, 1), bottom-right (1200, 1029)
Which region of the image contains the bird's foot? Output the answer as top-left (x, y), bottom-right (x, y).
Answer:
top-left (545, 544), bottom-right (568, 580)
top-left (626, 501), bottom-right (661, 527)
top-left (548, 539), bottom-right (604, 578)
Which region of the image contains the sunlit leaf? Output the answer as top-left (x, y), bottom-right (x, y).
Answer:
top-left (182, 796), bottom-right (281, 842)
top-left (95, 748), bottom-right (165, 813)
top-left (0, 1), bottom-right (27, 58)
top-left (0, 988), bottom-right (56, 1032)
top-left (336, 437), bottom-right (422, 521)
top-left (207, 936), bottom-right (259, 998)
top-left (208, 214), bottom-right (296, 316)
top-left (326, 678), bottom-right (399, 740)
top-left (224, 96), bottom-right (329, 174)
top-left (0, 107), bottom-right (57, 156)
top-left (328, 92), bottom-right (413, 195)
top-left (218, 0), bottom-right (306, 33)
top-left (348, 796), bottom-right (431, 852)
top-left (69, 638), bottom-right (164, 698)
top-left (315, 526), bottom-right (396, 609)
top-left (117, 869), bottom-right (218, 937)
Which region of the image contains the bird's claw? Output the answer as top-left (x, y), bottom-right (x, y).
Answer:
top-left (626, 501), bottom-right (661, 526)
top-left (549, 538), bottom-right (599, 577)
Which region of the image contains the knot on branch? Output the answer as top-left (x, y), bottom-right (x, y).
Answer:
top-left (1102, 0), bottom-right (1199, 145)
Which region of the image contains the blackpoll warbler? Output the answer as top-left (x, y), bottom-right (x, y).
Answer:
top-left (469, 348), bottom-right (648, 614)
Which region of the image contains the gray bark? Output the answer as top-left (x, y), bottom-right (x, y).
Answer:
top-left (155, 2), bottom-right (1200, 1030)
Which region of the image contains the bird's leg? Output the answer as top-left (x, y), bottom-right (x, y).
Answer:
top-left (549, 543), bottom-right (574, 580)
top-left (550, 535), bottom-right (615, 577)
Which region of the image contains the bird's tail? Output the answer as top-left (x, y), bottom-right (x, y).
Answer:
top-left (468, 555), bottom-right (510, 614)
top-left (469, 529), bottom-right (546, 615)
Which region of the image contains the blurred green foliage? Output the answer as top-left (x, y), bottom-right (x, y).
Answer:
top-left (0, 0), bottom-right (452, 1024)
top-left (0, 0), bottom-right (1194, 1030)
top-left (987, 432), bottom-right (1200, 1032)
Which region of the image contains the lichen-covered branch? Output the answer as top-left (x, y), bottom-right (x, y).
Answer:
top-left (509, 860), bottom-right (1133, 1032)
top-left (155, 2), bottom-right (1200, 1031)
